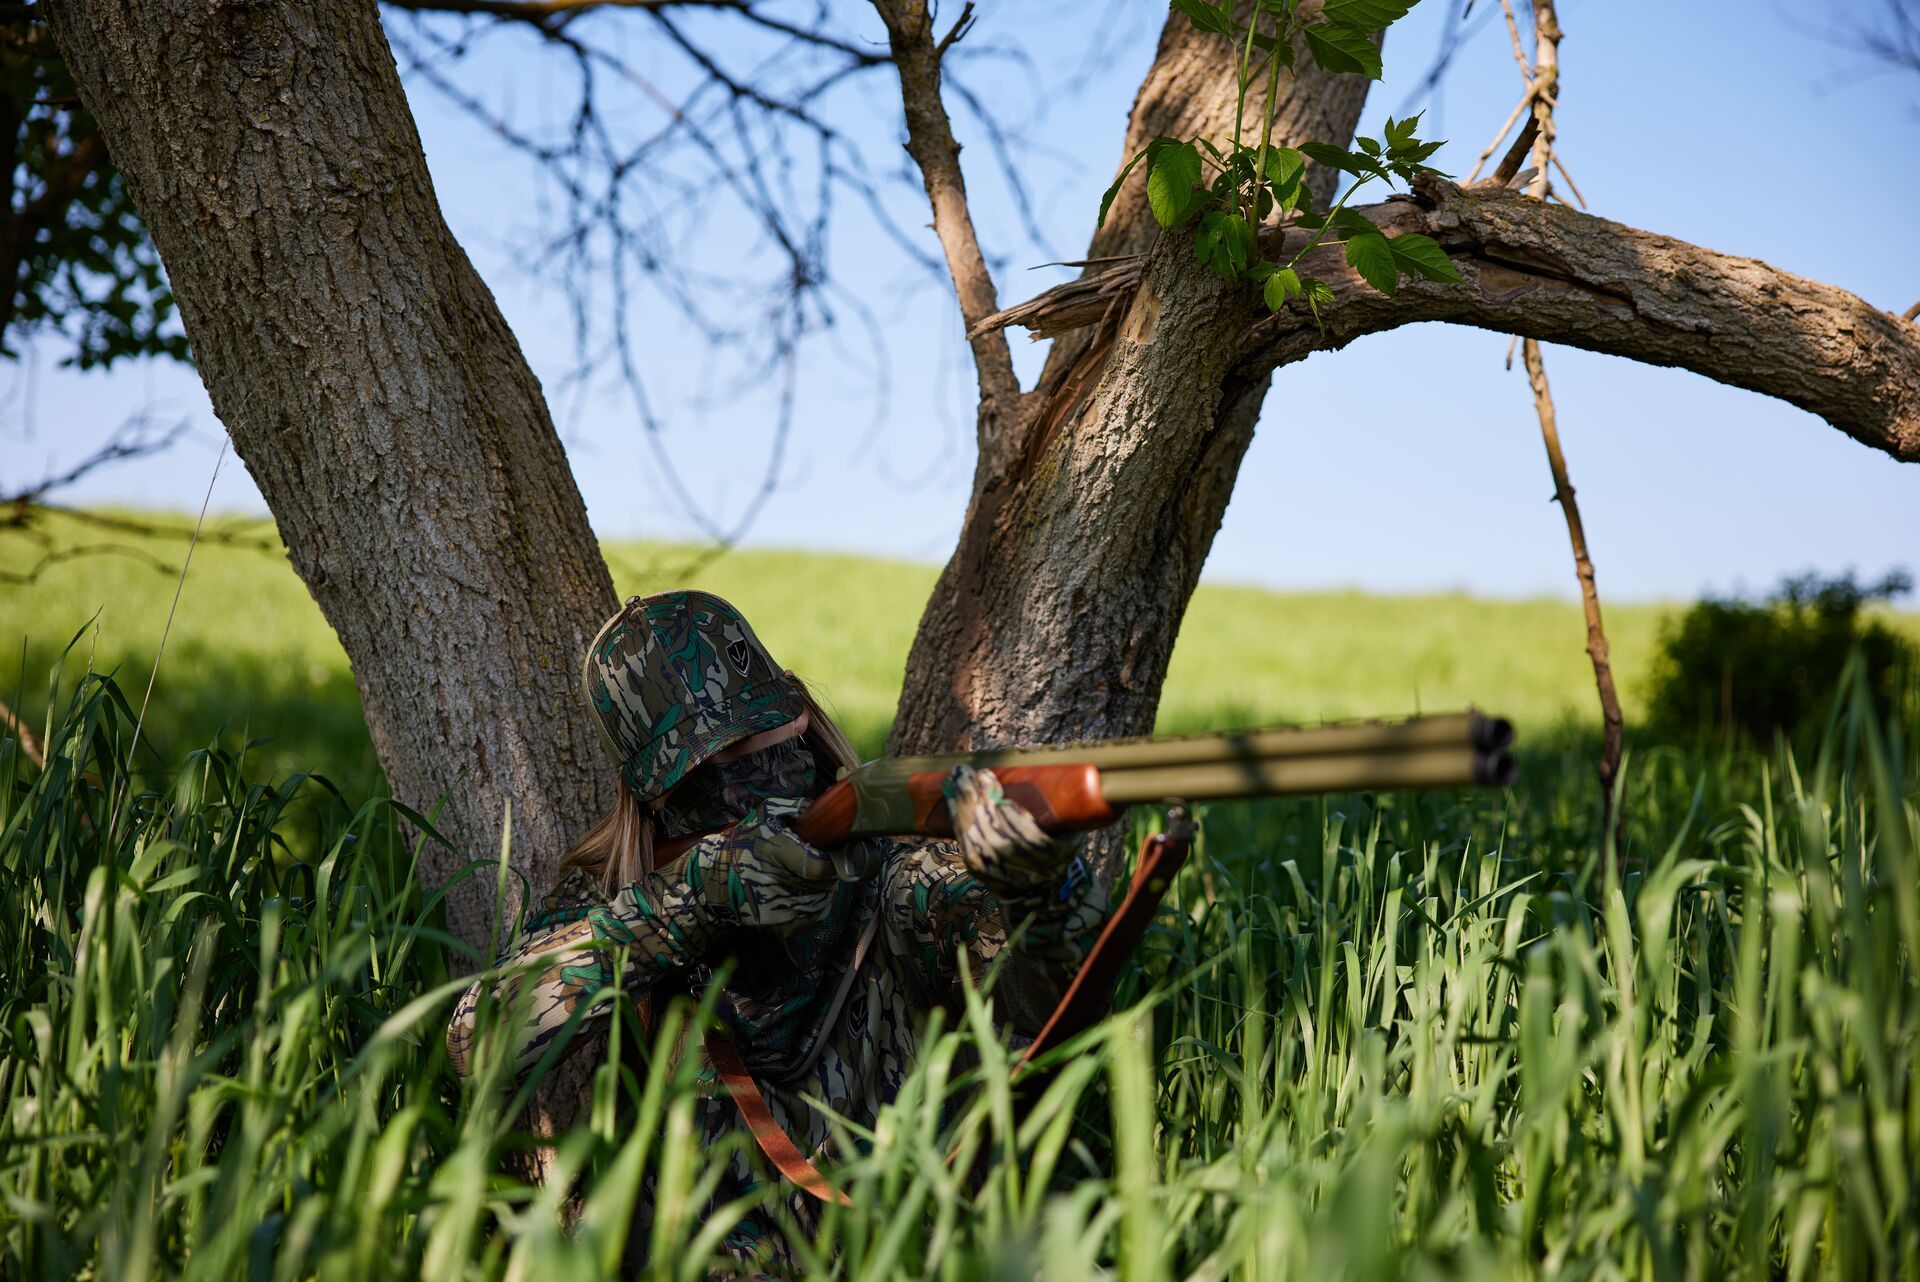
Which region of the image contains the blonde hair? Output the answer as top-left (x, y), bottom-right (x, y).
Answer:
top-left (562, 677), bottom-right (861, 894)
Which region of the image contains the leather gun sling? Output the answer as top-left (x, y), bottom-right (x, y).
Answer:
top-left (706, 822), bottom-right (1195, 1202)
top-left (704, 1026), bottom-right (853, 1206)
top-left (1012, 824), bottom-right (1193, 1077)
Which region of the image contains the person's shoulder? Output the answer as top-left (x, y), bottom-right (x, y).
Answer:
top-left (528, 866), bottom-right (610, 930)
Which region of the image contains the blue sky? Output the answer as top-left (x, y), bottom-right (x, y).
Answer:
top-left (5, 0), bottom-right (1915, 601)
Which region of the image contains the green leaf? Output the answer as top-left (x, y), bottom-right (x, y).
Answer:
top-left (1300, 141), bottom-right (1380, 177)
top-left (1301, 275), bottom-right (1336, 330)
top-left (1169, 0), bottom-right (1236, 36)
top-left (1262, 265), bottom-right (1303, 311)
top-left (1356, 136), bottom-right (1382, 157)
top-left (1303, 22), bottom-right (1383, 78)
top-left (1321, 0), bottom-right (1418, 30)
top-left (1344, 229), bottom-right (1398, 295)
top-left (1383, 111), bottom-right (1421, 151)
top-left (1193, 212), bottom-right (1224, 269)
top-left (1386, 232), bottom-right (1463, 283)
top-left (1250, 31), bottom-right (1298, 68)
top-left (1221, 213), bottom-right (1254, 273)
top-left (1260, 145), bottom-right (1305, 189)
top-left (1194, 209), bottom-right (1254, 277)
top-left (1096, 148), bottom-right (1148, 230)
top-left (1146, 139), bottom-right (1203, 228)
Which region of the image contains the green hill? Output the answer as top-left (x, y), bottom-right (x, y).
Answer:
top-left (4, 509), bottom-right (1913, 789)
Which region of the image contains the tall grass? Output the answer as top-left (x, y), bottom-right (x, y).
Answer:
top-left (3, 661), bottom-right (1917, 1278)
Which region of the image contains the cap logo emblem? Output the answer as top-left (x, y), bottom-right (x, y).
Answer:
top-left (727, 638), bottom-right (753, 676)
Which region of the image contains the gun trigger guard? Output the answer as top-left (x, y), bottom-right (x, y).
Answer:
top-left (830, 844), bottom-right (882, 883)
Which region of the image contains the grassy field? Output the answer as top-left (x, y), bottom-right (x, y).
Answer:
top-left (3, 511), bottom-right (1918, 1279)
top-left (15, 507), bottom-right (1907, 790)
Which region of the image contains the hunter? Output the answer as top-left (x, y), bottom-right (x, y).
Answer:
top-left (446, 589), bottom-right (1106, 1274)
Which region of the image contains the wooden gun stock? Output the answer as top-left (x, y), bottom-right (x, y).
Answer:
top-left (790, 763), bottom-right (1121, 848)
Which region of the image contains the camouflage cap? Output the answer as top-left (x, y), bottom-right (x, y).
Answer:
top-left (582, 590), bottom-right (806, 801)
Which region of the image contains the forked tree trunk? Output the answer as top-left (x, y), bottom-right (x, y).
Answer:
top-left (44, 0), bottom-right (618, 947)
top-left (889, 17), bottom-right (1370, 761)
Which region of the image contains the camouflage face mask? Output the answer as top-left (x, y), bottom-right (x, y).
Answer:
top-left (656, 738), bottom-right (818, 839)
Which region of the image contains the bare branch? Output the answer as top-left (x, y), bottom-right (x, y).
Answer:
top-left (385, 0), bottom-right (885, 61)
top-left (388, 0), bottom-right (716, 24)
top-left (1522, 0), bottom-right (1559, 203)
top-left (1523, 336), bottom-right (1624, 832)
top-left (1498, 0), bottom-right (1623, 844)
top-left (1, 414), bottom-right (187, 505)
top-left (1, 417), bottom-right (273, 582)
top-left (1489, 114), bottom-right (1537, 188)
top-left (382, 0), bottom-right (903, 556)
top-left (0, 538), bottom-right (182, 585)
top-left (870, 0), bottom-right (1021, 455)
top-left (978, 182), bottom-right (1920, 464)
top-left (1849, 0), bottom-right (1920, 77)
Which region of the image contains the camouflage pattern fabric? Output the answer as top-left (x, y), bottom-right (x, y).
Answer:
top-left (583, 591), bottom-right (806, 801)
top-left (445, 767), bottom-right (1108, 1278)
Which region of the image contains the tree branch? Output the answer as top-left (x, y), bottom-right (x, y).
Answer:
top-left (977, 181), bottom-right (1920, 464)
top-left (870, 0), bottom-right (1021, 456)
top-left (388, 0), bottom-right (715, 21)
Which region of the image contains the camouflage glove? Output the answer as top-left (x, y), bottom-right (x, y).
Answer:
top-left (942, 763), bottom-right (1078, 897)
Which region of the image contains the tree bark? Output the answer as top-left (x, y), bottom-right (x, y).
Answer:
top-left (43, 0), bottom-right (618, 946)
top-left (889, 15), bottom-right (1372, 763)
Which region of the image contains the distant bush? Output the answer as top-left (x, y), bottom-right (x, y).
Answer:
top-left (1647, 569), bottom-right (1916, 741)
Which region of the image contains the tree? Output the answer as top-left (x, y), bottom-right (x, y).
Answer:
top-left (40, 0), bottom-right (1920, 949)
top-left (40, 0), bottom-right (620, 948)
top-left (879, 0), bottom-right (1919, 782)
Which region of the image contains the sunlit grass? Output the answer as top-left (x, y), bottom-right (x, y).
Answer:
top-left (3, 661), bottom-right (1915, 1279)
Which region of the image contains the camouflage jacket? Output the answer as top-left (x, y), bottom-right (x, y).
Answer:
top-left (446, 792), bottom-right (1107, 1273)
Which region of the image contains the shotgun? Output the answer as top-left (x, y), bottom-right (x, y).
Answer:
top-left (688, 710), bottom-right (1517, 1181)
top-left (660, 710), bottom-right (1515, 861)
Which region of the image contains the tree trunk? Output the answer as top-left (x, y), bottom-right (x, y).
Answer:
top-left (44, 0), bottom-right (618, 947)
top-left (889, 17), bottom-right (1370, 763)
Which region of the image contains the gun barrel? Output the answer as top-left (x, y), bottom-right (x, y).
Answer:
top-left (1095, 744), bottom-right (1515, 806)
top-left (862, 710), bottom-right (1511, 781)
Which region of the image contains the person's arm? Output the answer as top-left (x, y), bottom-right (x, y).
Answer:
top-left (445, 802), bottom-right (841, 1078)
top-left (444, 869), bottom-right (625, 1079)
top-left (879, 766), bottom-right (1108, 1036)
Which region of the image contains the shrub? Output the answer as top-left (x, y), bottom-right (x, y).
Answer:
top-left (1647, 569), bottom-right (1916, 742)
